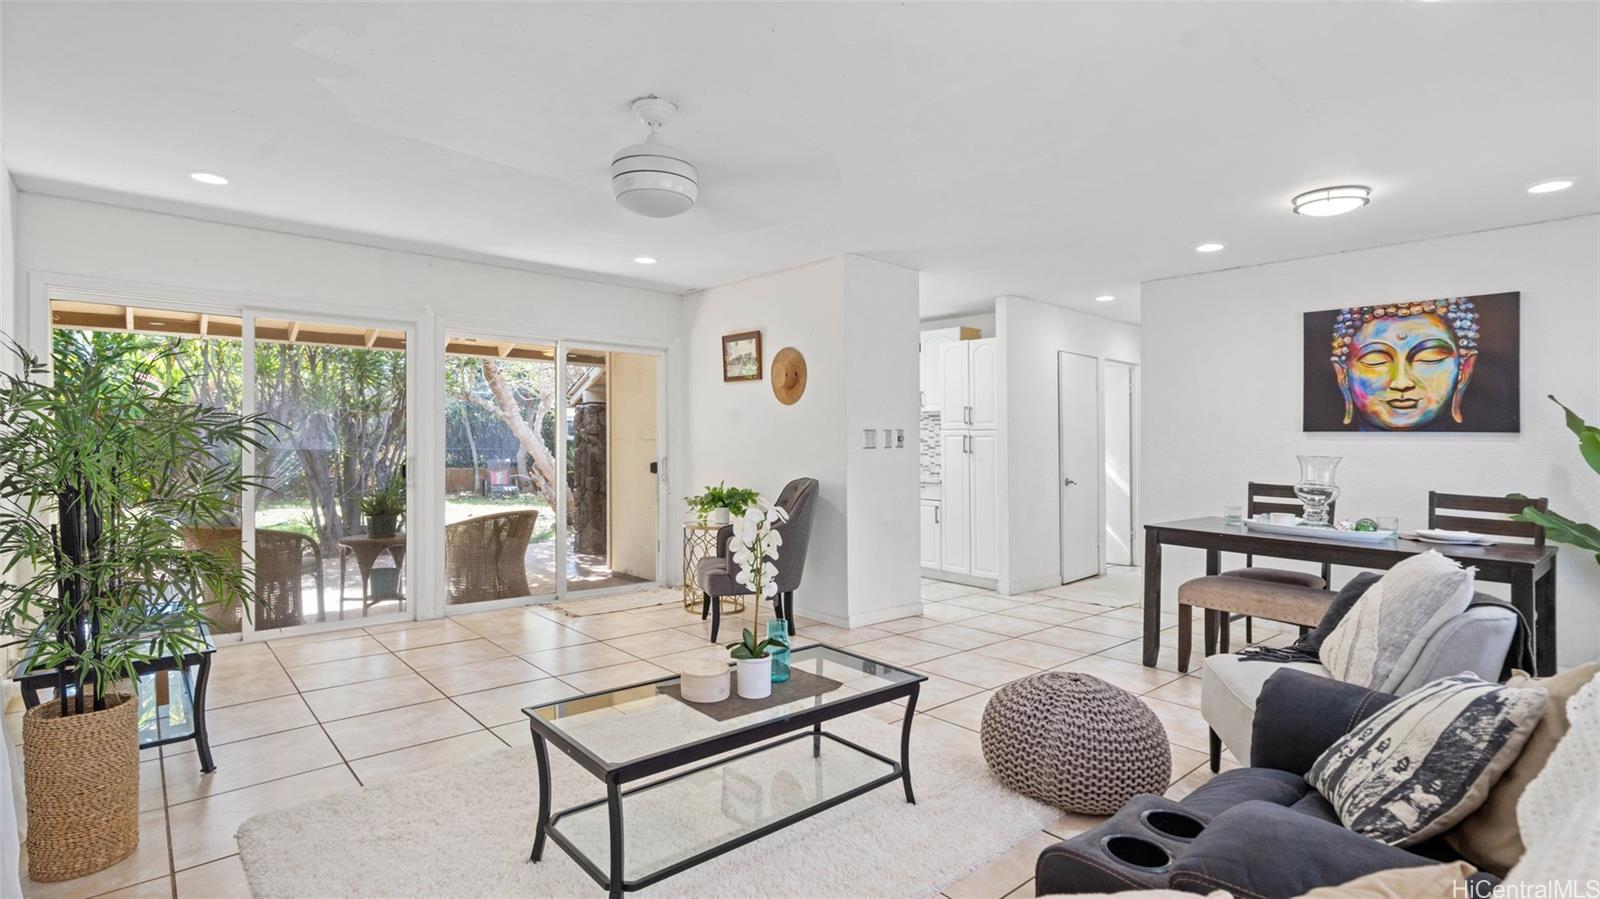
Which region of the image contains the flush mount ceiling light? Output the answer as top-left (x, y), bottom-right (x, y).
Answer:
top-left (189, 172), bottom-right (228, 185)
top-left (1095, 295), bottom-right (1115, 303)
top-left (633, 256), bottom-right (658, 264)
top-left (1291, 185), bottom-right (1372, 217)
top-left (611, 97), bottom-right (698, 218)
top-left (1528, 179), bottom-right (1574, 194)
top-left (1195, 242), bottom-right (1225, 253)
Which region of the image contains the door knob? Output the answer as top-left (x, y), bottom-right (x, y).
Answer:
top-left (1064, 477), bottom-right (1078, 486)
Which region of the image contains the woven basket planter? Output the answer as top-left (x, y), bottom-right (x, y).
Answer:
top-left (980, 672), bottom-right (1171, 814)
top-left (23, 692), bottom-right (140, 882)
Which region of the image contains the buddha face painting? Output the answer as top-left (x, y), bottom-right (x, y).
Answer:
top-left (1329, 299), bottom-right (1479, 430)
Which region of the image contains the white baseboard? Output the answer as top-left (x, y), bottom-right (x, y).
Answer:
top-left (920, 569), bottom-right (998, 591)
top-left (843, 601), bottom-right (927, 629)
top-left (1004, 574), bottom-right (1060, 596)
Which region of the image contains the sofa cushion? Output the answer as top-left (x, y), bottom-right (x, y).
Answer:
top-left (1201, 652), bottom-right (1328, 764)
top-left (1178, 767), bottom-right (1312, 819)
top-left (1446, 660), bottom-right (1599, 874)
top-left (1320, 551), bottom-right (1474, 693)
top-left (1250, 668), bottom-right (1397, 775)
top-left (1296, 861), bottom-right (1478, 899)
top-left (1306, 674), bottom-right (1547, 847)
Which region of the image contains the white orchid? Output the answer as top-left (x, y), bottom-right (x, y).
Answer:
top-left (724, 499), bottom-right (792, 658)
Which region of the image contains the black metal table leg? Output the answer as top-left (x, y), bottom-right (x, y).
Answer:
top-left (900, 684), bottom-right (919, 804)
top-left (529, 727), bottom-right (552, 863)
top-left (192, 653), bottom-right (217, 773)
top-left (607, 778), bottom-right (625, 899)
top-left (812, 721), bottom-right (822, 758)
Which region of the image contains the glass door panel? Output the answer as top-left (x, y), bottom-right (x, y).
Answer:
top-left (252, 318), bottom-right (409, 631)
top-left (443, 339), bottom-right (560, 604)
top-left (564, 347), bottom-right (660, 592)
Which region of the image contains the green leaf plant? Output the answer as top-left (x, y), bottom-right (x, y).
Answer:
top-left (726, 626), bottom-right (786, 661)
top-left (0, 332), bottom-right (274, 715)
top-left (684, 481), bottom-right (761, 525)
top-left (1510, 395), bottom-right (1600, 567)
top-left (360, 475), bottom-right (406, 518)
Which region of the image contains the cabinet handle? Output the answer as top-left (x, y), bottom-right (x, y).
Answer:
top-left (934, 506), bottom-right (940, 524)
top-left (964, 405), bottom-right (972, 425)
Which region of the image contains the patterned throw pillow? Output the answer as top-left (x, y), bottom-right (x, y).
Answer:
top-left (1306, 674), bottom-right (1548, 847)
top-left (1319, 550), bottom-right (1474, 692)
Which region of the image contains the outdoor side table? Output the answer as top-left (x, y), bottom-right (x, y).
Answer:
top-left (680, 522), bottom-right (743, 614)
top-left (338, 533), bottom-right (407, 616)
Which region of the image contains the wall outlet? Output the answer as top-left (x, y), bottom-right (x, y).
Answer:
top-left (863, 428), bottom-right (877, 449)
top-left (896, 429), bottom-right (905, 448)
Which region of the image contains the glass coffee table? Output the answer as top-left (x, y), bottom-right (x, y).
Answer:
top-left (523, 643), bottom-right (925, 898)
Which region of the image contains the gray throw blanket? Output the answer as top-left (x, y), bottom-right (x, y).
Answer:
top-left (1239, 571), bottom-right (1532, 680)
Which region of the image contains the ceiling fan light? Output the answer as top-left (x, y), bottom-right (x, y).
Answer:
top-left (1292, 185), bottom-right (1372, 217)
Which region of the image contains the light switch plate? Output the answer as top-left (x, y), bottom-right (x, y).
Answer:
top-left (896, 429), bottom-right (905, 448)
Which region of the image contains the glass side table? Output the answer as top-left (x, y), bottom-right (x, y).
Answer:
top-left (12, 622), bottom-right (218, 772)
top-left (681, 523), bottom-right (744, 614)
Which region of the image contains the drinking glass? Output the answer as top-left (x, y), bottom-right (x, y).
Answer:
top-left (1294, 455), bottom-right (1342, 528)
top-left (1222, 504), bottom-right (1244, 526)
top-left (1376, 515), bottom-right (1399, 533)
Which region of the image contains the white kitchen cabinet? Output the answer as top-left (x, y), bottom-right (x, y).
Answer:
top-left (939, 432), bottom-right (972, 574)
top-left (939, 338), bottom-right (997, 430)
top-left (938, 430), bottom-right (997, 578)
top-left (919, 501), bottom-right (942, 569)
top-left (920, 343), bottom-right (943, 411)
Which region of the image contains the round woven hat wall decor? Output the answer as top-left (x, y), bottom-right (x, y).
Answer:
top-left (771, 347), bottom-right (807, 405)
top-left (979, 671), bottom-right (1170, 814)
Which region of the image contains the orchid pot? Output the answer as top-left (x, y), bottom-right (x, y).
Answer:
top-left (736, 655), bottom-right (773, 699)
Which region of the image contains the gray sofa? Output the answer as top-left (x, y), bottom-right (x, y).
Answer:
top-left (1202, 598), bottom-right (1517, 768)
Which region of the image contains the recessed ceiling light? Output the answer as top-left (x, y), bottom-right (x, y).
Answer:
top-left (633, 256), bottom-right (658, 264)
top-left (1292, 185), bottom-right (1372, 217)
top-left (189, 172), bottom-right (228, 185)
top-left (1094, 295), bottom-right (1115, 303)
top-left (1195, 243), bottom-right (1225, 253)
top-left (1527, 179), bottom-right (1573, 194)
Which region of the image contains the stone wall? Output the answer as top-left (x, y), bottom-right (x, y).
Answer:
top-left (571, 401), bottom-right (607, 555)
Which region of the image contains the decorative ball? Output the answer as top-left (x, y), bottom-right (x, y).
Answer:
top-left (980, 672), bottom-right (1171, 814)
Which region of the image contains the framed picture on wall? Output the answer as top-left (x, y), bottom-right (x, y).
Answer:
top-left (722, 330), bottom-right (762, 382)
top-left (1303, 292), bottom-right (1519, 432)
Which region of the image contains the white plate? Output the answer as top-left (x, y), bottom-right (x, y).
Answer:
top-left (1408, 529), bottom-right (1495, 546)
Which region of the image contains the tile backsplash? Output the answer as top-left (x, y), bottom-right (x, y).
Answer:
top-left (920, 410), bottom-right (941, 482)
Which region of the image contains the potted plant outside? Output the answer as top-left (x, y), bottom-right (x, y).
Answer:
top-left (724, 501), bottom-right (790, 698)
top-left (0, 332), bottom-right (268, 881)
top-left (685, 481), bottom-right (760, 527)
top-left (362, 475), bottom-right (405, 538)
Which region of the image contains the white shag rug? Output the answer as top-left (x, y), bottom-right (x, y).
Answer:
top-left (547, 586), bottom-right (684, 617)
top-left (236, 715), bottom-right (1059, 898)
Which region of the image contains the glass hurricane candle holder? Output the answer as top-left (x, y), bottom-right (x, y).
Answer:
top-left (1294, 455), bottom-right (1342, 528)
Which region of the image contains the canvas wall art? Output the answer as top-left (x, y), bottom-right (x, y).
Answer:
top-left (1303, 292), bottom-right (1519, 432)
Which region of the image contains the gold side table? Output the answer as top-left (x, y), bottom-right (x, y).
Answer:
top-left (682, 522), bottom-right (745, 614)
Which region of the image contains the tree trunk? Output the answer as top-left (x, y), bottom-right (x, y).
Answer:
top-left (462, 416), bottom-right (482, 494)
top-left (480, 360), bottom-right (572, 518)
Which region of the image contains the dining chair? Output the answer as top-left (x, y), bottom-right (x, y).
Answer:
top-left (1216, 482), bottom-right (1335, 646)
top-left (1428, 491), bottom-right (1547, 546)
top-left (697, 477), bottom-right (819, 643)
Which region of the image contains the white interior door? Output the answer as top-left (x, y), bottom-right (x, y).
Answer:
top-left (1058, 352), bottom-right (1101, 583)
top-left (1103, 361), bottom-right (1135, 566)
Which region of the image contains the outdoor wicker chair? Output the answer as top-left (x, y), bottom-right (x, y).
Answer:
top-left (182, 526), bottom-right (324, 631)
top-left (444, 510), bottom-right (538, 604)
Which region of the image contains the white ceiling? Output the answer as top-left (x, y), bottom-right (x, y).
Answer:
top-left (4, 2), bottom-right (1597, 324)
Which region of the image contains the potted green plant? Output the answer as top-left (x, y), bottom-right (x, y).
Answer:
top-left (0, 332), bottom-right (267, 881)
top-left (685, 481), bottom-right (760, 526)
top-left (1511, 396), bottom-right (1600, 566)
top-left (361, 475), bottom-right (405, 538)
top-left (724, 501), bottom-right (790, 698)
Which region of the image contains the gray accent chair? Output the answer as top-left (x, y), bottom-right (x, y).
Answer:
top-left (1202, 598), bottom-right (1517, 770)
top-left (696, 477), bottom-right (819, 643)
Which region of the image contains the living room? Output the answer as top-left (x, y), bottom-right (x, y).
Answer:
top-left (0, 3), bottom-right (1597, 898)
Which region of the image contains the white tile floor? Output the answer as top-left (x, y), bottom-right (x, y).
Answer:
top-left (7, 567), bottom-right (1281, 899)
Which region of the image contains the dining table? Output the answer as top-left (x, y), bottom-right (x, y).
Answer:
top-left (1141, 516), bottom-right (1560, 676)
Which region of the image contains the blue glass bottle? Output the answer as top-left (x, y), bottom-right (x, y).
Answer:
top-left (767, 618), bottom-right (791, 683)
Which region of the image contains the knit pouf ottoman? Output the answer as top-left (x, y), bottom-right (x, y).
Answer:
top-left (980, 671), bottom-right (1171, 814)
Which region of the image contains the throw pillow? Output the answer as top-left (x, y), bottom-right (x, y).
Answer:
top-left (1239, 571), bottom-right (1381, 665)
top-left (1319, 551), bottom-right (1474, 692)
top-left (1305, 673), bottom-right (1547, 846)
top-left (1296, 861), bottom-right (1478, 899)
top-left (1447, 660), bottom-right (1600, 874)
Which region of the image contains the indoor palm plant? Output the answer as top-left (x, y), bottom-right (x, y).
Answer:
top-left (0, 332), bottom-right (268, 881)
top-left (1512, 396), bottom-right (1600, 566)
top-left (724, 501), bottom-right (790, 698)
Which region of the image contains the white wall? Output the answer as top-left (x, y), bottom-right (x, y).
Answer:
top-left (681, 256), bottom-right (920, 627)
top-left (1142, 215), bottom-right (1600, 668)
top-left (13, 191), bottom-right (684, 623)
top-left (997, 295), bottom-right (1142, 594)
